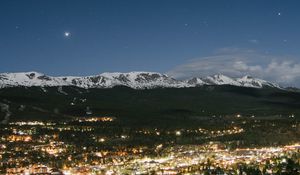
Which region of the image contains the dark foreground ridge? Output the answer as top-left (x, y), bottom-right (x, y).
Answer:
top-left (1, 85), bottom-right (300, 124)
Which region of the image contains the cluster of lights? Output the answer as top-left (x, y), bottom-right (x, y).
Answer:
top-left (77, 117), bottom-right (115, 122)
top-left (9, 121), bottom-right (55, 126)
top-left (55, 143), bottom-right (300, 175)
top-left (2, 115), bottom-right (300, 175)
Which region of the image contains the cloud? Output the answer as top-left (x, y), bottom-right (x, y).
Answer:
top-left (167, 48), bottom-right (300, 87)
top-left (265, 61), bottom-right (300, 84)
top-left (248, 39), bottom-right (259, 44)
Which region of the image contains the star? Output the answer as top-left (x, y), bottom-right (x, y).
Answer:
top-left (64, 32), bottom-right (71, 37)
top-left (277, 12), bottom-right (281, 16)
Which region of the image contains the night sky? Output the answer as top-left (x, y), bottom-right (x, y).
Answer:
top-left (1, 0), bottom-right (300, 86)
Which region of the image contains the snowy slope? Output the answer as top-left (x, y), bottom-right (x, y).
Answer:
top-left (0, 71), bottom-right (280, 89)
top-left (236, 75), bottom-right (280, 89)
top-left (202, 74), bottom-right (241, 86)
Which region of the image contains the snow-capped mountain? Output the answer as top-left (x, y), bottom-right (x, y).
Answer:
top-left (0, 72), bottom-right (187, 89)
top-left (0, 71), bottom-right (280, 89)
top-left (184, 74), bottom-right (280, 89)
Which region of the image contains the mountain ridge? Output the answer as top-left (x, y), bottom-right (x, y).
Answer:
top-left (0, 71), bottom-right (281, 89)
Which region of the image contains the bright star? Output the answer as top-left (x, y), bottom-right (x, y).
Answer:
top-left (64, 32), bottom-right (70, 37)
top-left (278, 12), bottom-right (281, 16)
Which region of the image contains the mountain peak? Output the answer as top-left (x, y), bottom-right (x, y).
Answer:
top-left (241, 75), bottom-right (253, 79)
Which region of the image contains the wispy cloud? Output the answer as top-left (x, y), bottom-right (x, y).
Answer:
top-left (167, 48), bottom-right (300, 87)
top-left (248, 39), bottom-right (259, 44)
